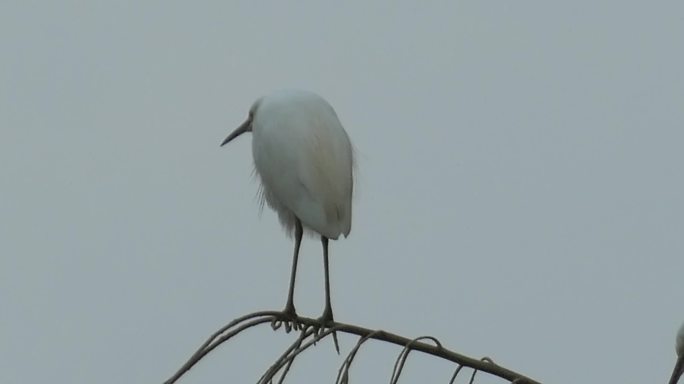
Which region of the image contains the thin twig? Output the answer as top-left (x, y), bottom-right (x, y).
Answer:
top-left (336, 330), bottom-right (383, 384)
top-left (165, 312), bottom-right (279, 384)
top-left (467, 357), bottom-right (495, 384)
top-left (258, 328), bottom-right (312, 384)
top-left (448, 365), bottom-right (465, 384)
top-left (202, 317), bottom-right (273, 360)
top-left (468, 368), bottom-right (478, 384)
top-left (260, 326), bottom-right (339, 383)
top-left (389, 336), bottom-right (442, 384)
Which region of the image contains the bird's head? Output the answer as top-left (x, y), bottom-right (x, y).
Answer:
top-left (220, 99), bottom-right (261, 146)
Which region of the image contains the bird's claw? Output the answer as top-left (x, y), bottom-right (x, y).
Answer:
top-left (317, 307), bottom-right (334, 328)
top-left (271, 305), bottom-right (301, 333)
top-left (312, 309), bottom-right (333, 335)
top-left (313, 307), bottom-right (340, 353)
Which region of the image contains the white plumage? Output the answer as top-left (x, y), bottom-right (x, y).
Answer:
top-left (221, 89), bottom-right (353, 332)
top-left (250, 90), bottom-right (353, 239)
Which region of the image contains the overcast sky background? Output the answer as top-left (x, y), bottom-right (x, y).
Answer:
top-left (2, 1), bottom-right (683, 383)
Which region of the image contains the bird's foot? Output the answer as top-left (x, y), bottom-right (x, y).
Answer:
top-left (271, 303), bottom-right (301, 332)
top-left (314, 306), bottom-right (340, 354)
top-left (317, 306), bottom-right (334, 326)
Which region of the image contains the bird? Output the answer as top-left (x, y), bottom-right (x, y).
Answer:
top-left (220, 89), bottom-right (353, 334)
top-left (669, 322), bottom-right (684, 384)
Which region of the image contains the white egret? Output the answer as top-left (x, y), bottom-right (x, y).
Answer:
top-left (221, 90), bottom-right (353, 332)
top-left (670, 322), bottom-right (684, 384)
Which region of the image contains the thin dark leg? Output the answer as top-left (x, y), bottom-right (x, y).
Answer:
top-left (318, 236), bottom-right (339, 353)
top-left (320, 236), bottom-right (334, 322)
top-left (284, 219), bottom-right (303, 316)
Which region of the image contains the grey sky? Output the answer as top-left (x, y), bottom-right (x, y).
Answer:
top-left (1, 1), bottom-right (683, 383)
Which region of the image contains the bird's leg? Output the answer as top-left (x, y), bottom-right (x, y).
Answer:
top-left (316, 236), bottom-right (339, 353)
top-left (320, 236), bottom-right (334, 323)
top-left (276, 219), bottom-right (303, 332)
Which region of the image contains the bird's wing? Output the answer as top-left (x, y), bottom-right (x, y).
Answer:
top-left (298, 121), bottom-right (353, 239)
top-left (252, 103), bottom-right (353, 240)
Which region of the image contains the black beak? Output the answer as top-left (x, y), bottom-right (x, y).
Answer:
top-left (221, 118), bottom-right (251, 146)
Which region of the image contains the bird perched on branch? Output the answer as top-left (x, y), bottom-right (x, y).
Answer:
top-left (221, 90), bottom-right (353, 336)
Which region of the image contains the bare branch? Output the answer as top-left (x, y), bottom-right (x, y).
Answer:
top-left (164, 310), bottom-right (541, 384)
top-left (165, 311), bottom-right (281, 384)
